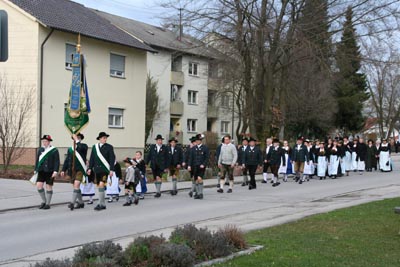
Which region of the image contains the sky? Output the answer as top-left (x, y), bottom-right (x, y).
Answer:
top-left (71, 0), bottom-right (171, 26)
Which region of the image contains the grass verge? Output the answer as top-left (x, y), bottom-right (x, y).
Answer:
top-left (213, 198), bottom-right (400, 267)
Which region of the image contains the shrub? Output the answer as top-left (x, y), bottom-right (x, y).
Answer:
top-left (72, 240), bottom-right (124, 267)
top-left (169, 224), bottom-right (233, 261)
top-left (149, 243), bottom-right (195, 267)
top-left (219, 225), bottom-right (247, 250)
top-left (30, 258), bottom-right (72, 267)
top-left (123, 235), bottom-right (165, 266)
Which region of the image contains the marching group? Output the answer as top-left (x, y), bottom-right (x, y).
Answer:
top-left (33, 131), bottom-right (393, 211)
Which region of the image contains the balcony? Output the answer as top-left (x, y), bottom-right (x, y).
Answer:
top-left (171, 71), bottom-right (184, 86)
top-left (207, 105), bottom-right (218, 118)
top-left (208, 77), bottom-right (220, 91)
top-left (170, 100), bottom-right (184, 116)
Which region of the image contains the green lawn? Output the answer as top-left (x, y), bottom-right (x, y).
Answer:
top-left (214, 198), bottom-right (400, 267)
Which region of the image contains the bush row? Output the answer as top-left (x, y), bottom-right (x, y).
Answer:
top-left (30, 224), bottom-right (247, 267)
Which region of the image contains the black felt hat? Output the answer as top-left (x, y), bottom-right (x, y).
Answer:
top-left (169, 137), bottom-right (178, 143)
top-left (96, 132), bottom-right (109, 140)
top-left (41, 135), bottom-right (53, 141)
top-left (155, 134), bottom-right (164, 140)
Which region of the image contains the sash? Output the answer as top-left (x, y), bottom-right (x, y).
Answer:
top-left (94, 143), bottom-right (110, 174)
top-left (68, 146), bottom-right (87, 175)
top-left (37, 146), bottom-right (57, 169)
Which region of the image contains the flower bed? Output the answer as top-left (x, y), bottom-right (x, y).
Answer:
top-left (30, 225), bottom-right (252, 267)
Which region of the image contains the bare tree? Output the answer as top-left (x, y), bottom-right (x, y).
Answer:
top-left (0, 76), bottom-right (35, 173)
top-left (363, 39), bottom-right (400, 139)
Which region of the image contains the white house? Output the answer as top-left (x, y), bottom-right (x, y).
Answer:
top-left (0, 0), bottom-right (154, 164)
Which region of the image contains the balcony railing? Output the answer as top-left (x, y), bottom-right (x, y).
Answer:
top-left (170, 100), bottom-right (184, 116)
top-left (171, 71), bottom-right (184, 86)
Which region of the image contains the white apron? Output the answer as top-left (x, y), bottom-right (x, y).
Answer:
top-left (80, 176), bottom-right (95, 196)
top-left (279, 154), bottom-right (289, 174)
top-left (379, 151), bottom-right (391, 172)
top-left (357, 159), bottom-right (365, 171)
top-left (343, 151), bottom-right (352, 172)
top-left (304, 160), bottom-right (314, 175)
top-left (106, 173), bottom-right (120, 195)
top-left (328, 155), bottom-right (339, 176)
top-left (351, 151), bottom-right (358, 170)
top-left (317, 156), bottom-right (327, 177)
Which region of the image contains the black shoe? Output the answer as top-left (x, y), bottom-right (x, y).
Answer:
top-left (194, 194), bottom-right (203, 199)
top-left (217, 184), bottom-right (220, 188)
top-left (295, 177), bottom-right (300, 182)
top-left (39, 203), bottom-right (46, 209)
top-left (188, 191), bottom-right (193, 198)
top-left (154, 192), bottom-right (161, 198)
top-left (87, 200), bottom-right (94, 205)
top-left (227, 189), bottom-right (232, 193)
top-left (43, 205), bottom-right (50, 210)
top-left (115, 196), bottom-right (119, 202)
top-left (225, 182), bottom-right (229, 186)
top-left (320, 177), bottom-right (322, 180)
top-left (272, 182), bottom-right (280, 187)
top-left (94, 204), bottom-right (106, 211)
top-left (261, 180), bottom-right (267, 183)
top-left (217, 188), bottom-right (223, 193)
top-left (170, 190), bottom-right (174, 195)
top-left (241, 183), bottom-right (246, 186)
top-left (68, 203), bottom-right (74, 211)
top-left (75, 203), bottom-right (84, 209)
top-left (133, 197), bottom-right (139, 205)
top-left (299, 180), bottom-right (303, 184)
top-left (270, 180), bottom-right (274, 183)
top-left (123, 202), bottom-right (131, 206)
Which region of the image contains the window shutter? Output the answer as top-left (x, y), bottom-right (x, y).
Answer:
top-left (110, 54), bottom-right (125, 72)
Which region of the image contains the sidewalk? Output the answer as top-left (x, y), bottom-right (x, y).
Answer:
top-left (0, 174), bottom-right (264, 212)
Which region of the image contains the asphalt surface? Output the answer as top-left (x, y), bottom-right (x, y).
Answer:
top-left (1, 156), bottom-right (399, 266)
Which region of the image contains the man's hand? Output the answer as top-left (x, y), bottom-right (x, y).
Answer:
top-left (177, 164), bottom-right (181, 169)
top-left (200, 165), bottom-right (205, 169)
top-left (109, 171), bottom-right (114, 177)
top-left (218, 164), bottom-right (222, 168)
top-left (87, 169), bottom-right (91, 176)
top-left (188, 166), bottom-right (191, 171)
top-left (230, 164), bottom-right (235, 168)
top-left (60, 171), bottom-right (65, 177)
top-left (52, 171), bottom-right (57, 178)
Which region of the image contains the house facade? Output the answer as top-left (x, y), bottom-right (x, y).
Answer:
top-left (0, 0), bottom-right (153, 164)
top-left (96, 11), bottom-right (239, 145)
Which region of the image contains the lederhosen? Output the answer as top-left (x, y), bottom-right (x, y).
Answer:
top-left (36, 146), bottom-right (60, 185)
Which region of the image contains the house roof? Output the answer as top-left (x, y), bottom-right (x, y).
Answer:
top-left (9, 0), bottom-right (155, 52)
top-left (94, 9), bottom-right (220, 59)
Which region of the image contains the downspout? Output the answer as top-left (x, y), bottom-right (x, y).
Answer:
top-left (38, 28), bottom-right (54, 147)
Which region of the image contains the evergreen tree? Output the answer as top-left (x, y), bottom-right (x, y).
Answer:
top-left (335, 6), bottom-right (369, 132)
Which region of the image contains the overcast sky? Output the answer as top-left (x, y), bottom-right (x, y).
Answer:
top-left (71, 0), bottom-right (170, 26)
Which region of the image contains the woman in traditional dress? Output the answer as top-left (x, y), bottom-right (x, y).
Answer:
top-left (316, 142), bottom-right (328, 180)
top-left (365, 140), bottom-right (378, 172)
top-left (351, 138), bottom-right (359, 171)
top-left (379, 139), bottom-right (392, 172)
top-left (279, 140), bottom-right (293, 182)
top-left (302, 140), bottom-right (314, 181)
top-left (328, 140), bottom-right (340, 179)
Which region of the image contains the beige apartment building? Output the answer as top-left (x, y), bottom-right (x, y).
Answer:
top-left (0, 0), bottom-right (154, 164)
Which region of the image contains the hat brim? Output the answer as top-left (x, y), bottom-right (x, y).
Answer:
top-left (41, 137), bottom-right (53, 141)
top-left (96, 134), bottom-right (109, 140)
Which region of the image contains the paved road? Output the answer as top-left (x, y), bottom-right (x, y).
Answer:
top-left (1, 157), bottom-right (399, 266)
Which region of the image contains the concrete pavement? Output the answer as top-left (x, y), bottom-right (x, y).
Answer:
top-left (1, 156), bottom-right (399, 267)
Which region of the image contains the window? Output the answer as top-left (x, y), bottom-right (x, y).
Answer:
top-left (110, 53), bottom-right (126, 78)
top-left (171, 85), bottom-right (182, 101)
top-left (187, 119), bottom-right (197, 132)
top-left (188, 62), bottom-right (199, 76)
top-left (221, 121), bottom-right (230, 134)
top-left (221, 95), bottom-right (230, 108)
top-left (108, 108), bottom-right (124, 128)
top-left (65, 44), bottom-right (76, 70)
top-left (188, 90), bottom-right (198, 104)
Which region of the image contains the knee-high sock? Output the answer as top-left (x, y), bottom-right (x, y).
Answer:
top-left (172, 178), bottom-right (177, 191)
top-left (98, 187), bottom-right (105, 206)
top-left (220, 179), bottom-right (225, 189)
top-left (198, 182), bottom-right (204, 195)
top-left (125, 193), bottom-right (131, 203)
top-left (263, 172), bottom-right (268, 181)
top-left (191, 182), bottom-right (196, 193)
top-left (155, 182), bottom-right (162, 193)
top-left (229, 180), bottom-right (234, 189)
top-left (243, 174), bottom-right (248, 183)
top-left (45, 190), bottom-right (53, 205)
top-left (38, 188), bottom-right (46, 203)
top-left (273, 175), bottom-right (278, 183)
top-left (72, 189), bottom-right (79, 205)
top-left (284, 174), bottom-right (288, 181)
top-left (77, 189), bottom-right (83, 204)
